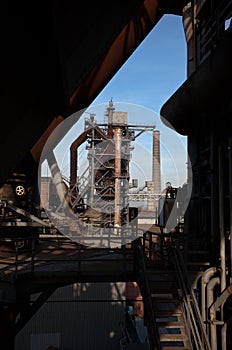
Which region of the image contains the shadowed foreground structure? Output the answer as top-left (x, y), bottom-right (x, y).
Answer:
top-left (0, 1), bottom-right (232, 349)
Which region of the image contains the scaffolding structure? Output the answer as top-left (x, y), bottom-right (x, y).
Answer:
top-left (68, 100), bottom-right (156, 229)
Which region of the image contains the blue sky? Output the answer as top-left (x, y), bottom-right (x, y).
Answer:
top-left (42, 14), bottom-right (189, 189)
top-left (87, 14), bottom-right (189, 189)
top-left (91, 14), bottom-right (187, 113)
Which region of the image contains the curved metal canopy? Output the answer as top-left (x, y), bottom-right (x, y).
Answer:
top-left (0, 0), bottom-right (187, 185)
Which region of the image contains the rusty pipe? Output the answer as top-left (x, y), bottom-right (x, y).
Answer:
top-left (206, 277), bottom-right (220, 338)
top-left (207, 277), bottom-right (220, 313)
top-left (114, 127), bottom-right (122, 227)
top-left (201, 267), bottom-right (217, 327)
top-left (209, 277), bottom-right (223, 350)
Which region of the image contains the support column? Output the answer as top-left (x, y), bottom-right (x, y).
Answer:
top-left (229, 137), bottom-right (232, 278)
top-left (210, 127), bottom-right (219, 266)
top-left (219, 141), bottom-right (226, 292)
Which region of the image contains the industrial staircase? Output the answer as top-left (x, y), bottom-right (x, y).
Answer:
top-left (137, 233), bottom-right (211, 350)
top-left (148, 267), bottom-right (192, 349)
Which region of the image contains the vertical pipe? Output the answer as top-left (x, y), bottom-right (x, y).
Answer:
top-left (201, 267), bottom-right (217, 327)
top-left (229, 137), bottom-right (232, 277)
top-left (89, 127), bottom-right (95, 207)
top-left (70, 144), bottom-right (78, 188)
top-left (210, 128), bottom-right (219, 265)
top-left (114, 127), bottom-right (122, 227)
top-left (219, 142), bottom-right (226, 292)
top-left (207, 277), bottom-right (220, 335)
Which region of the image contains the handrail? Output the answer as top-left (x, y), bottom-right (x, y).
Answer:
top-left (0, 226), bottom-right (148, 278)
top-left (170, 239), bottom-right (211, 350)
top-left (133, 238), bottom-right (162, 350)
top-left (0, 232), bottom-right (137, 278)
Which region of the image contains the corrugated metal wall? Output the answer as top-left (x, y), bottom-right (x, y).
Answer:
top-left (15, 282), bottom-right (126, 350)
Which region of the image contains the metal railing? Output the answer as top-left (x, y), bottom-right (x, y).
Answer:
top-left (0, 227), bottom-right (211, 350)
top-left (169, 238), bottom-right (212, 350)
top-left (133, 238), bottom-right (162, 350)
top-left (0, 226), bottom-right (158, 279)
top-left (0, 233), bottom-right (136, 279)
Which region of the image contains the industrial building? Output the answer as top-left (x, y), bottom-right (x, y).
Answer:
top-left (0, 1), bottom-right (232, 349)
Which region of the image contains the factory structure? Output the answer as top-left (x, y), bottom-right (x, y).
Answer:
top-left (68, 99), bottom-right (157, 228)
top-left (41, 100), bottom-right (164, 240)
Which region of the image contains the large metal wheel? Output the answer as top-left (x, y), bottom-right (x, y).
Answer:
top-left (15, 185), bottom-right (26, 196)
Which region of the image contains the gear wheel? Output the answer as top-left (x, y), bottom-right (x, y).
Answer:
top-left (15, 185), bottom-right (26, 196)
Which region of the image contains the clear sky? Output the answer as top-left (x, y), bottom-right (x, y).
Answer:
top-left (91, 13), bottom-right (187, 113)
top-left (87, 13), bottom-right (189, 189)
top-left (42, 14), bottom-right (189, 190)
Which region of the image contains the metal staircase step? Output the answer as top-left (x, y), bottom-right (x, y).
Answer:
top-left (145, 253), bottom-right (193, 350)
top-left (153, 304), bottom-right (181, 312)
top-left (154, 310), bottom-right (182, 316)
top-left (156, 321), bottom-right (184, 328)
top-left (151, 297), bottom-right (180, 304)
top-left (159, 333), bottom-right (188, 341)
top-left (162, 347), bottom-right (190, 350)
top-left (151, 292), bottom-right (174, 297)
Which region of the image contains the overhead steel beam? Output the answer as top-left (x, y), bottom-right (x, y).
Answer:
top-left (0, 0), bottom-right (188, 186)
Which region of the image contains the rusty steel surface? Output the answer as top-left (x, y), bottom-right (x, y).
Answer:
top-left (114, 127), bottom-right (123, 227)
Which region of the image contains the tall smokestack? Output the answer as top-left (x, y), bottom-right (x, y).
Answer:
top-left (152, 130), bottom-right (161, 192)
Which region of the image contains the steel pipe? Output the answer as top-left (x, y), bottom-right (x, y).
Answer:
top-left (201, 267), bottom-right (217, 327)
top-left (206, 277), bottom-right (220, 338)
top-left (207, 277), bottom-right (220, 312)
top-left (229, 137), bottom-right (232, 277)
top-left (210, 127), bottom-right (219, 265)
top-left (219, 143), bottom-right (226, 292)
